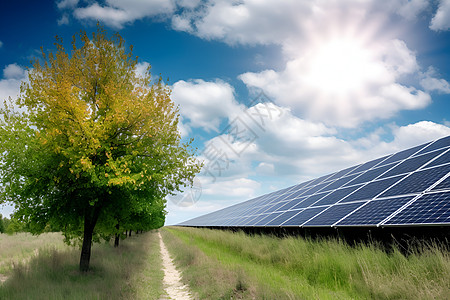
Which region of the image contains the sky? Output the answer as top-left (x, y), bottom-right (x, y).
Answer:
top-left (1, 0), bottom-right (450, 225)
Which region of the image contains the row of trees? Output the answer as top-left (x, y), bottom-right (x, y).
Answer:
top-left (0, 26), bottom-right (201, 271)
top-left (0, 214), bottom-right (40, 234)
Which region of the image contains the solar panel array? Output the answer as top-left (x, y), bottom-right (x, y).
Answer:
top-left (179, 135), bottom-right (450, 228)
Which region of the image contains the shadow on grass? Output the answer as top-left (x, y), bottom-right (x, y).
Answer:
top-left (0, 231), bottom-right (163, 300)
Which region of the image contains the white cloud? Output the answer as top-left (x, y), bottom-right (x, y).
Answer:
top-left (57, 14), bottom-right (70, 25)
top-left (0, 64), bottom-right (27, 105)
top-left (239, 39), bottom-right (430, 128)
top-left (387, 0), bottom-right (429, 20)
top-left (430, 0), bottom-right (450, 31)
top-left (171, 79), bottom-right (242, 132)
top-left (175, 0), bottom-right (201, 9)
top-left (170, 0), bottom-right (310, 45)
top-left (201, 176), bottom-right (260, 198)
top-left (168, 1), bottom-right (432, 128)
top-left (134, 62), bottom-right (150, 78)
top-left (420, 67), bottom-right (450, 94)
top-left (72, 0), bottom-right (175, 29)
top-left (57, 0), bottom-right (79, 10)
top-left (3, 63), bottom-right (25, 79)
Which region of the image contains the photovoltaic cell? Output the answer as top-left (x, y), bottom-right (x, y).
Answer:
top-left (245, 214), bottom-right (271, 226)
top-left (426, 150), bottom-right (450, 169)
top-left (276, 199), bottom-right (301, 212)
top-left (431, 174), bottom-right (450, 191)
top-left (178, 135), bottom-right (450, 228)
top-left (281, 207), bottom-right (327, 226)
top-left (380, 165), bottom-right (450, 198)
top-left (320, 173), bottom-right (361, 192)
top-left (380, 149), bottom-right (446, 179)
top-left (264, 210), bottom-right (301, 226)
top-left (265, 211), bottom-right (297, 226)
top-left (344, 164), bottom-right (394, 186)
top-left (348, 156), bottom-right (389, 175)
top-left (325, 165), bottom-right (360, 182)
top-left (292, 193), bottom-right (329, 209)
top-left (312, 185), bottom-right (363, 207)
top-left (262, 201), bottom-right (290, 214)
top-left (301, 181), bottom-right (333, 196)
top-left (336, 196), bottom-right (414, 226)
top-left (414, 136), bottom-right (450, 156)
top-left (385, 192), bottom-right (450, 225)
top-left (304, 202), bottom-right (365, 226)
top-left (341, 175), bottom-right (404, 203)
top-left (379, 144), bottom-right (427, 166)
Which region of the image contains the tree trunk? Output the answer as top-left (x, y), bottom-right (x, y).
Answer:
top-left (80, 226), bottom-right (93, 272)
top-left (114, 233), bottom-right (120, 247)
top-left (129, 230), bottom-right (131, 237)
top-left (79, 205), bottom-right (101, 272)
top-left (114, 222), bottom-right (120, 247)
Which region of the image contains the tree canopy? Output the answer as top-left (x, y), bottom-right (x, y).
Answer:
top-left (0, 26), bottom-right (201, 271)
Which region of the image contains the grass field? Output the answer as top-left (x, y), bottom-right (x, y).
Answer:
top-left (0, 231), bottom-right (164, 300)
top-left (163, 226), bottom-right (450, 300)
top-left (1, 227), bottom-right (449, 299)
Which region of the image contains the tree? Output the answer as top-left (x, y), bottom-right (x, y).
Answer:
top-left (0, 26), bottom-right (201, 271)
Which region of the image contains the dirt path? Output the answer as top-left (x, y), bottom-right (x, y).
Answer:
top-left (158, 232), bottom-right (193, 300)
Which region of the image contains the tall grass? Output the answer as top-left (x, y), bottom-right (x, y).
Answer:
top-left (164, 226), bottom-right (450, 299)
top-left (0, 232), bottom-right (68, 274)
top-left (0, 231), bottom-right (164, 299)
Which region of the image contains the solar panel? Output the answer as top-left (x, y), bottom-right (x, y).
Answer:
top-left (304, 202), bottom-right (365, 226)
top-left (178, 135), bottom-right (450, 228)
top-left (384, 192), bottom-right (450, 225)
top-left (312, 185), bottom-right (363, 206)
top-left (281, 207), bottom-right (327, 226)
top-left (336, 196), bottom-right (414, 226)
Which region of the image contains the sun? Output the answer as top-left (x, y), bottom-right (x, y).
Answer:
top-left (303, 35), bottom-right (379, 97)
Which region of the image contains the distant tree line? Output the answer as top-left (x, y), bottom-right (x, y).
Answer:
top-left (0, 214), bottom-right (24, 234)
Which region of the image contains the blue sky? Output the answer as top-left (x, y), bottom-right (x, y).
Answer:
top-left (1, 0), bottom-right (450, 225)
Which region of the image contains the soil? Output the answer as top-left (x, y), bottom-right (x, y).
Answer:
top-left (158, 232), bottom-right (193, 300)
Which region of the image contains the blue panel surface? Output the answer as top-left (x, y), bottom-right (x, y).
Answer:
top-left (380, 149), bottom-right (445, 179)
top-left (380, 165), bottom-right (450, 198)
top-left (281, 207), bottom-right (327, 226)
top-left (320, 173), bottom-right (360, 192)
top-left (304, 202), bottom-right (365, 226)
top-left (262, 201), bottom-right (290, 214)
top-left (276, 199), bottom-right (301, 212)
top-left (348, 156), bottom-right (389, 175)
top-left (426, 150), bottom-right (450, 169)
top-left (312, 185), bottom-right (363, 207)
top-left (336, 196), bottom-right (414, 226)
top-left (325, 165), bottom-right (360, 182)
top-left (301, 181), bottom-right (332, 196)
top-left (414, 136), bottom-right (450, 156)
top-left (345, 164), bottom-right (393, 186)
top-left (385, 192), bottom-right (450, 225)
top-left (292, 193), bottom-right (329, 209)
top-left (264, 210), bottom-right (301, 226)
top-left (341, 175), bottom-right (404, 202)
top-left (431, 175), bottom-right (450, 191)
top-left (245, 214), bottom-right (271, 226)
top-left (380, 144), bottom-right (427, 166)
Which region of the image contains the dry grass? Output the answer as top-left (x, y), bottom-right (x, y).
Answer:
top-left (0, 231), bottom-right (164, 299)
top-left (164, 226), bottom-right (450, 300)
top-left (161, 228), bottom-right (256, 299)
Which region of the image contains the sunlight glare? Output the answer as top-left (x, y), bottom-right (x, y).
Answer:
top-left (305, 37), bottom-right (375, 96)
